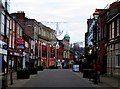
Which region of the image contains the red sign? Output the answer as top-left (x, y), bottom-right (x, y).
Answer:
top-left (42, 45), bottom-right (47, 52)
top-left (17, 39), bottom-right (25, 44)
top-left (42, 57), bottom-right (47, 60)
top-left (16, 39), bottom-right (25, 50)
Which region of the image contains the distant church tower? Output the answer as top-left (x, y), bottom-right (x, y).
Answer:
top-left (63, 33), bottom-right (70, 67)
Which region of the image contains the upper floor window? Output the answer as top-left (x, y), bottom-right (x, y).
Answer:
top-left (109, 22), bottom-right (115, 39)
top-left (39, 28), bottom-right (41, 35)
top-left (13, 20), bottom-right (15, 32)
top-left (117, 18), bottom-right (120, 36)
top-left (10, 19), bottom-right (12, 30)
top-left (17, 25), bottom-right (20, 35)
top-left (111, 22), bottom-right (114, 38)
top-left (109, 24), bottom-right (111, 39)
top-left (104, 25), bottom-right (106, 38)
top-left (0, 13), bottom-right (5, 35)
top-left (43, 31), bottom-right (46, 36)
top-left (19, 28), bottom-right (22, 37)
top-left (6, 17), bottom-right (10, 37)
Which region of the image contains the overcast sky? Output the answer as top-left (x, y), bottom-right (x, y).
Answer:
top-left (10, 0), bottom-right (116, 45)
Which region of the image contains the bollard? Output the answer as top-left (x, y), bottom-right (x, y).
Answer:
top-left (93, 70), bottom-right (98, 84)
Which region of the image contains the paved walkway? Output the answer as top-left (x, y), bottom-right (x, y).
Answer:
top-left (6, 69), bottom-right (120, 88)
top-left (100, 75), bottom-right (120, 88)
top-left (73, 71), bottom-right (119, 88)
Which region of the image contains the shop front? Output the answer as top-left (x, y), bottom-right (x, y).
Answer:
top-left (41, 57), bottom-right (47, 68)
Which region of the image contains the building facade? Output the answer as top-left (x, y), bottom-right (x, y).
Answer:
top-left (93, 9), bottom-right (108, 74)
top-left (85, 1), bottom-right (120, 77)
top-left (106, 1), bottom-right (120, 77)
top-left (0, 0), bottom-right (10, 75)
top-left (10, 12), bottom-right (57, 68)
top-left (85, 18), bottom-right (97, 64)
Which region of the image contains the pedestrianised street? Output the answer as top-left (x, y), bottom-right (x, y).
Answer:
top-left (7, 69), bottom-right (119, 89)
top-left (8, 69), bottom-right (94, 88)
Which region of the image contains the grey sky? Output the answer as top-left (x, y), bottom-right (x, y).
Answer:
top-left (10, 0), bottom-right (116, 44)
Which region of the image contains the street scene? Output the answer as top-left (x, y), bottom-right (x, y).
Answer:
top-left (0, 0), bottom-right (120, 89)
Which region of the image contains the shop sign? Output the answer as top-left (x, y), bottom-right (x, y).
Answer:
top-left (2, 44), bottom-right (8, 50)
top-left (17, 44), bottom-right (25, 49)
top-left (17, 39), bottom-right (25, 44)
top-left (17, 39), bottom-right (25, 50)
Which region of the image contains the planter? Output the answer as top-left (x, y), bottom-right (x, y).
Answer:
top-left (29, 67), bottom-right (37, 75)
top-left (17, 69), bottom-right (30, 79)
top-left (49, 65), bottom-right (57, 69)
top-left (37, 66), bottom-right (44, 71)
top-left (83, 69), bottom-right (94, 78)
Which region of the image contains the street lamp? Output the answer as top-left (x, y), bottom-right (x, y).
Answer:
top-left (55, 42), bottom-right (59, 67)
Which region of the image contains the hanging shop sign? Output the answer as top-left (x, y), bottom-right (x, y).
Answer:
top-left (16, 39), bottom-right (25, 50)
top-left (2, 44), bottom-right (8, 50)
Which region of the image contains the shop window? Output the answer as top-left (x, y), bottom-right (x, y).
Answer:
top-left (115, 55), bottom-right (120, 67)
top-left (115, 49), bottom-right (120, 67)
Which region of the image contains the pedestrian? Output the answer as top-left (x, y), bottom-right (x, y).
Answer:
top-left (93, 63), bottom-right (98, 84)
top-left (96, 63), bottom-right (102, 83)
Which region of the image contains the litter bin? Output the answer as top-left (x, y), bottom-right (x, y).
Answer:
top-left (72, 64), bottom-right (79, 72)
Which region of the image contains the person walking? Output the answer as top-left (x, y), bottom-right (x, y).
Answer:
top-left (96, 63), bottom-right (102, 83)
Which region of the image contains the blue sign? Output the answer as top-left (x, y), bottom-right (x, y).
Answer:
top-left (2, 44), bottom-right (8, 50)
top-left (17, 44), bottom-right (25, 49)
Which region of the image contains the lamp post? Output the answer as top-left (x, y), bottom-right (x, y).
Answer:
top-left (55, 42), bottom-right (59, 68)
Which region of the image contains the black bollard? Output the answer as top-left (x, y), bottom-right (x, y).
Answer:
top-left (93, 70), bottom-right (98, 84)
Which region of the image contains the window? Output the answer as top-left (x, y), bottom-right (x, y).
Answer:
top-left (6, 17), bottom-right (10, 37)
top-left (117, 18), bottom-right (120, 36)
top-left (115, 49), bottom-right (120, 67)
top-left (9, 31), bottom-right (12, 48)
top-left (111, 22), bottom-right (114, 38)
top-left (12, 32), bottom-right (15, 48)
top-left (98, 29), bottom-right (100, 41)
top-left (10, 19), bottom-right (12, 30)
top-left (17, 25), bottom-right (19, 34)
top-left (13, 21), bottom-right (15, 32)
top-left (109, 24), bottom-right (112, 39)
top-left (116, 55), bottom-right (120, 67)
top-left (43, 31), bottom-right (45, 36)
top-left (1, 13), bottom-right (5, 35)
top-left (19, 28), bottom-right (22, 37)
top-left (104, 25), bottom-right (106, 38)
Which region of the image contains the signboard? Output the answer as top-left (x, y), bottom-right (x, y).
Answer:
top-left (16, 39), bottom-right (25, 50)
top-left (17, 44), bottom-right (25, 49)
top-left (17, 39), bottom-right (25, 44)
top-left (72, 64), bottom-right (79, 72)
top-left (2, 44), bottom-right (8, 50)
